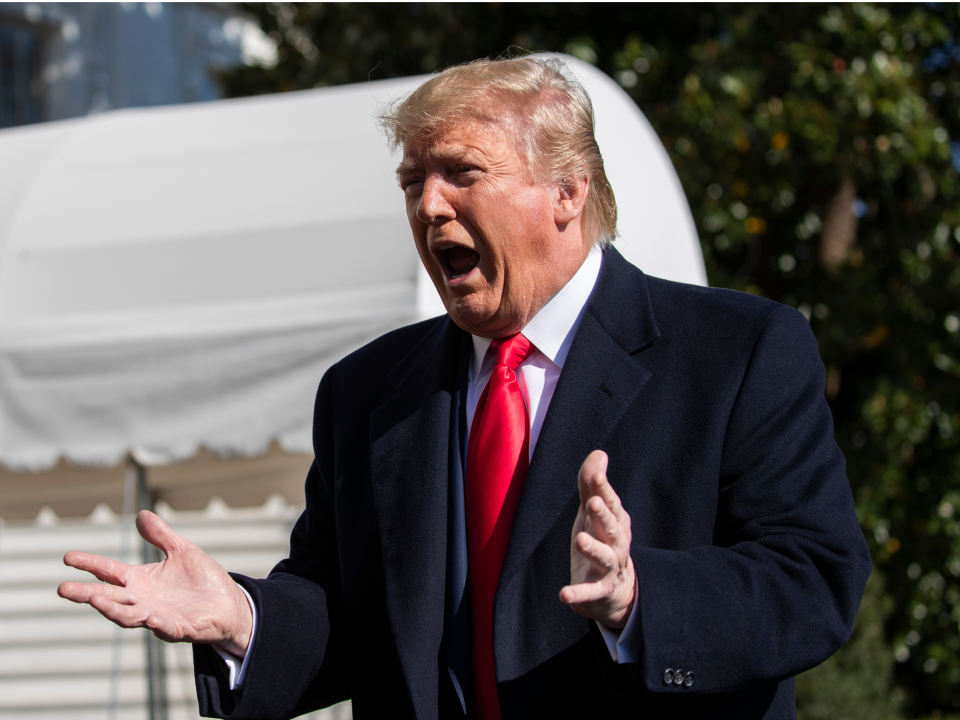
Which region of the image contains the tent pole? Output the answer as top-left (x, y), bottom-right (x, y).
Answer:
top-left (107, 462), bottom-right (138, 720)
top-left (136, 459), bottom-right (168, 720)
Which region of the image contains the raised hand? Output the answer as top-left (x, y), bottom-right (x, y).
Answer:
top-left (57, 510), bottom-right (253, 658)
top-left (559, 450), bottom-right (637, 629)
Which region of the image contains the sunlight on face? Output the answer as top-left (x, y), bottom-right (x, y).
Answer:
top-left (399, 114), bottom-right (590, 338)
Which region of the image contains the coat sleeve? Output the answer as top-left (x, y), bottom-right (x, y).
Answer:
top-left (629, 305), bottom-right (872, 694)
top-left (195, 366), bottom-right (350, 719)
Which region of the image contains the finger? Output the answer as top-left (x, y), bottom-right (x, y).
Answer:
top-left (577, 450), bottom-right (609, 505)
top-left (136, 510), bottom-right (189, 558)
top-left (587, 469), bottom-right (627, 522)
top-left (63, 551), bottom-right (130, 586)
top-left (574, 531), bottom-right (618, 574)
top-left (145, 613), bottom-right (175, 641)
top-left (145, 612), bottom-right (187, 643)
top-left (559, 579), bottom-right (608, 606)
top-left (585, 495), bottom-right (624, 549)
top-left (89, 593), bottom-right (149, 629)
top-left (58, 580), bottom-right (131, 605)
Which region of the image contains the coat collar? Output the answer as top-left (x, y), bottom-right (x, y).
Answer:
top-left (386, 314), bottom-right (462, 392)
top-left (587, 245), bottom-right (661, 355)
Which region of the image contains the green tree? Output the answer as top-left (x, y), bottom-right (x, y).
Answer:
top-left (796, 572), bottom-right (901, 720)
top-left (222, 4), bottom-right (960, 716)
top-left (638, 7), bottom-right (960, 715)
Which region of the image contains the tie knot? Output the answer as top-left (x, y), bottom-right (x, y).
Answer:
top-left (490, 333), bottom-right (533, 371)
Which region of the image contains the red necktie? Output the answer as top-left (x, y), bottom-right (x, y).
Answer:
top-left (465, 333), bottom-right (534, 720)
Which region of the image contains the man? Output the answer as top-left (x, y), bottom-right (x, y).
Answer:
top-left (59, 57), bottom-right (871, 719)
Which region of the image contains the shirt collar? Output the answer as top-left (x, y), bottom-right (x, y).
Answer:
top-left (469, 245), bottom-right (602, 378)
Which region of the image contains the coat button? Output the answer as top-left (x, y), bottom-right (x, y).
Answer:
top-left (673, 669), bottom-right (685, 686)
top-left (684, 672), bottom-right (695, 688)
top-left (663, 668), bottom-right (674, 685)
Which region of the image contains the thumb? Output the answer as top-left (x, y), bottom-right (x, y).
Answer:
top-left (577, 450), bottom-right (609, 505)
top-left (145, 612), bottom-right (180, 643)
top-left (136, 510), bottom-right (187, 558)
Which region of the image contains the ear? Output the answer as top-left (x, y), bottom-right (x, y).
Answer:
top-left (554, 175), bottom-right (590, 228)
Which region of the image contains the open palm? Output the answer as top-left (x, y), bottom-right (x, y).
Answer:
top-left (57, 510), bottom-right (253, 657)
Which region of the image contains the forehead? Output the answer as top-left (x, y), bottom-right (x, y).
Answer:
top-left (399, 115), bottom-right (523, 166)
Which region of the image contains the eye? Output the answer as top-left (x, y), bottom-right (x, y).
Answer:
top-left (400, 176), bottom-right (423, 193)
top-left (452, 164), bottom-right (478, 181)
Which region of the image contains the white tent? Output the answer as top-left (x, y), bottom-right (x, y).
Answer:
top-left (0, 56), bottom-right (706, 720)
top-left (0, 55), bottom-right (704, 494)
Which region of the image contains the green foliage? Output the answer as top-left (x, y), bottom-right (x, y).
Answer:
top-left (636, 7), bottom-right (960, 714)
top-left (222, 3), bottom-right (960, 715)
top-left (796, 572), bottom-right (901, 720)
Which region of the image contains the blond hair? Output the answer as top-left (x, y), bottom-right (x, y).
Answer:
top-left (380, 56), bottom-right (618, 246)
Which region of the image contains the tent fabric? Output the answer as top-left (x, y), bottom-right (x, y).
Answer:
top-left (0, 442), bottom-right (314, 521)
top-left (0, 55), bottom-right (705, 473)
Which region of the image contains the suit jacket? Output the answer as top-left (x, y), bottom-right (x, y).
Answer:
top-left (194, 248), bottom-right (871, 720)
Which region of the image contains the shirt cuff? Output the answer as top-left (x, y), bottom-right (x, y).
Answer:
top-left (596, 585), bottom-right (641, 664)
top-left (213, 584), bottom-right (257, 690)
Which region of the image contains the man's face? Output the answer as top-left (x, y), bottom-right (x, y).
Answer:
top-left (398, 115), bottom-right (589, 338)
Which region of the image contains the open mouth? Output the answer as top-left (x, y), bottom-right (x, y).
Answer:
top-left (438, 246), bottom-right (481, 280)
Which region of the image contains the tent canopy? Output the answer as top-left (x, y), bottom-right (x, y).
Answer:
top-left (0, 55), bottom-right (705, 473)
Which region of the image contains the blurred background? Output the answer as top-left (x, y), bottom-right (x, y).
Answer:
top-left (1, 3), bottom-right (959, 720)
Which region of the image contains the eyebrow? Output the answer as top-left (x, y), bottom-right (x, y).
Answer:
top-left (395, 159), bottom-right (421, 177)
top-left (395, 146), bottom-right (473, 177)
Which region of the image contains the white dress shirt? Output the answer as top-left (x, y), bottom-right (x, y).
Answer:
top-left (216, 585), bottom-right (257, 687)
top-left (221, 245), bottom-right (640, 687)
top-left (466, 247), bottom-right (601, 464)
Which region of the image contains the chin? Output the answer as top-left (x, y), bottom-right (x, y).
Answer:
top-left (445, 296), bottom-right (495, 333)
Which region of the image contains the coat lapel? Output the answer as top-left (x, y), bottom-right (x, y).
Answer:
top-left (500, 248), bottom-right (661, 587)
top-left (369, 316), bottom-right (465, 718)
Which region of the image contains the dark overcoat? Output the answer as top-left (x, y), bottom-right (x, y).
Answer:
top-left (195, 248), bottom-right (871, 719)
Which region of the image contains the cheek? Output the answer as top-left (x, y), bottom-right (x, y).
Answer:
top-left (510, 189), bottom-right (555, 231)
top-left (507, 205), bottom-right (556, 260)
top-left (405, 210), bottom-right (427, 242)
top-left (469, 193), bottom-right (545, 248)
top-left (405, 200), bottom-right (420, 227)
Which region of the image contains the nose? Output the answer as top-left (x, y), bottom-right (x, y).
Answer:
top-left (416, 175), bottom-right (455, 224)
